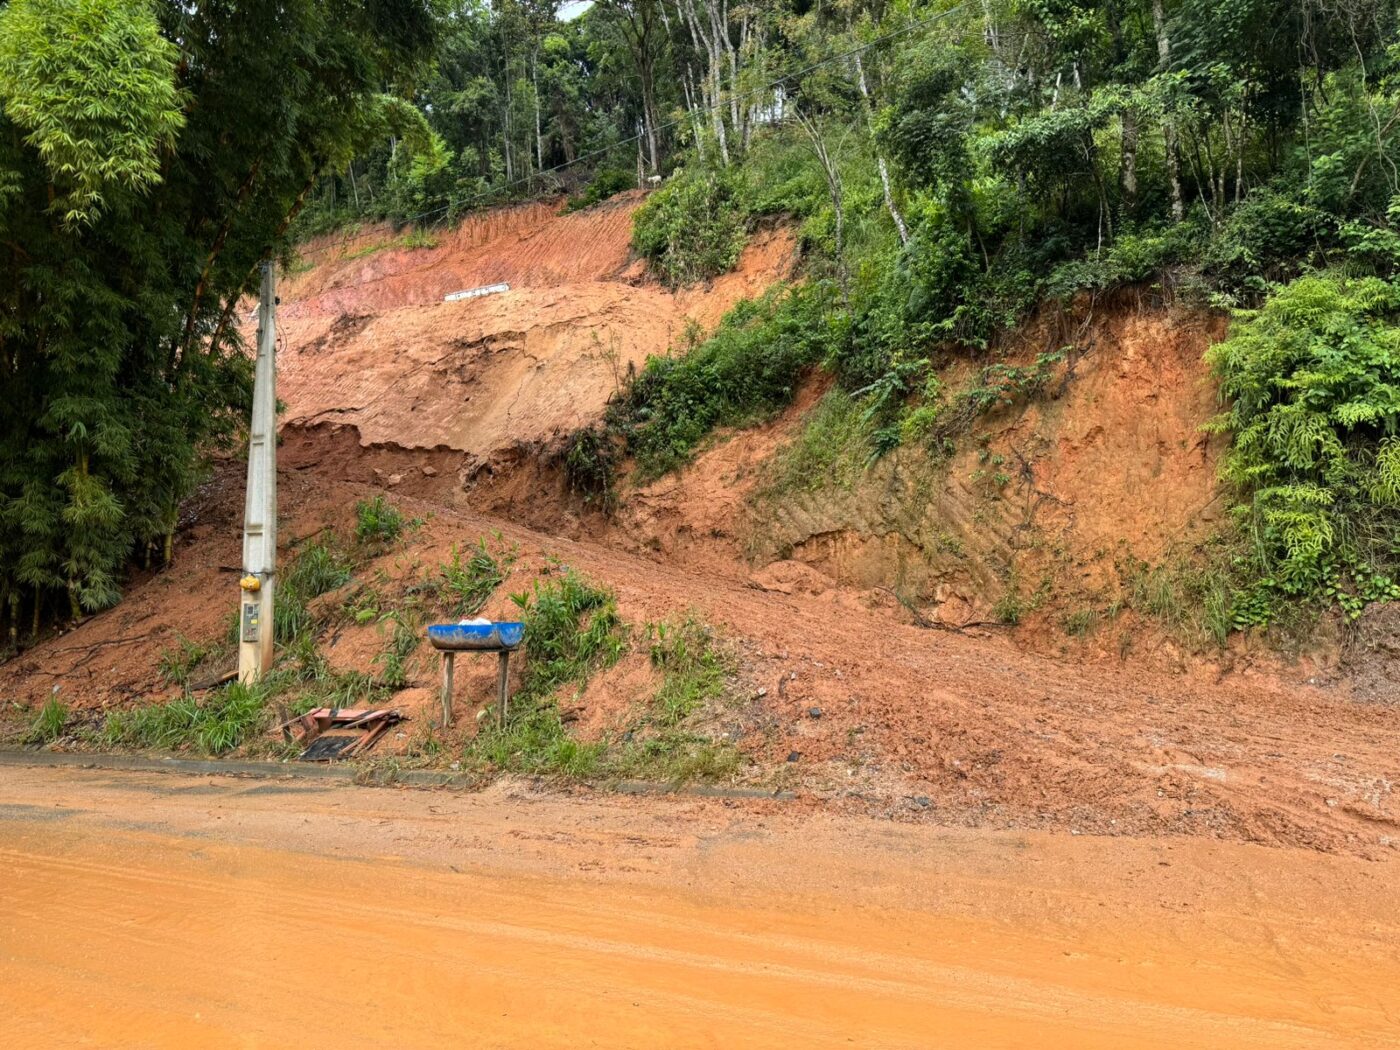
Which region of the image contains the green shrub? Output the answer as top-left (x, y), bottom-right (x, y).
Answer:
top-left (561, 424), bottom-right (621, 506)
top-left (354, 495), bottom-right (407, 545)
top-left (1205, 272), bottom-right (1400, 621)
top-left (612, 284), bottom-right (834, 479)
top-left (631, 167), bottom-right (749, 287)
top-left (511, 570), bottom-right (626, 701)
top-left (465, 569), bottom-right (626, 776)
top-left (565, 167), bottom-right (634, 212)
top-left (1046, 218), bottom-right (1207, 299)
top-left (1203, 189), bottom-right (1335, 297)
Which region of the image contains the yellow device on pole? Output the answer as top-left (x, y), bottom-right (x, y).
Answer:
top-left (238, 261), bottom-right (277, 683)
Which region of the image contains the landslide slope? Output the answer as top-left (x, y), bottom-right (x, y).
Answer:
top-left (261, 194), bottom-right (795, 471)
top-left (5, 199), bottom-right (1399, 856)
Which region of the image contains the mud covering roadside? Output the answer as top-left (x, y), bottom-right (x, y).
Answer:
top-left (0, 748), bottom-right (795, 800)
top-left (3, 763), bottom-right (1398, 1048)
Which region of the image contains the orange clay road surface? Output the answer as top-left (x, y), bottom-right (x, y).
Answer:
top-left (1, 763), bottom-right (1397, 1049)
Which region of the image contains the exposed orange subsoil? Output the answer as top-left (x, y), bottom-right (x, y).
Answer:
top-left (4, 461), bottom-right (1398, 856)
top-left (726, 302), bottom-right (1230, 622)
top-left (260, 195), bottom-right (796, 467)
top-left (2, 765), bottom-right (1397, 1049)
top-left (4, 199), bottom-right (1399, 855)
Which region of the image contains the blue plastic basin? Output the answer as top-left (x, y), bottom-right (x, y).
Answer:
top-left (427, 621), bottom-right (524, 651)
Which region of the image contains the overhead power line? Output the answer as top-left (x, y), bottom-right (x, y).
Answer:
top-left (297, 4), bottom-right (966, 261)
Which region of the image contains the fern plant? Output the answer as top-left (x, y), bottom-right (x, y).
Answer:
top-left (1206, 272), bottom-right (1400, 622)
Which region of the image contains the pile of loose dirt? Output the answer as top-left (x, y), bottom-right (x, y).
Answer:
top-left (4, 461), bottom-right (1398, 856)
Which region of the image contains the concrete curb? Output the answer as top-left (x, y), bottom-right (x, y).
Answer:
top-left (0, 748), bottom-right (796, 801)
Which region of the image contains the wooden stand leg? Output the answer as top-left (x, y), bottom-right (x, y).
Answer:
top-left (441, 651), bottom-right (455, 727)
top-left (496, 650), bottom-right (510, 725)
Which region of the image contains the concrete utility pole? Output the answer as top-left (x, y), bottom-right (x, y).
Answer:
top-left (238, 261), bottom-right (278, 684)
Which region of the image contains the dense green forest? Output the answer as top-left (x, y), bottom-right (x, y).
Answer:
top-left (5, 0), bottom-right (1400, 649)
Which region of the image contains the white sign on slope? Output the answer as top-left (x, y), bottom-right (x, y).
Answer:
top-left (444, 283), bottom-right (510, 302)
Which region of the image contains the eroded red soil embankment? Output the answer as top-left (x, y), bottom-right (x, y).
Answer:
top-left (261, 194), bottom-right (796, 465)
top-left (4, 199), bottom-right (1398, 857)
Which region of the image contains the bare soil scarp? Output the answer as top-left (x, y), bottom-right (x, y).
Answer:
top-left (4, 200), bottom-right (1398, 856)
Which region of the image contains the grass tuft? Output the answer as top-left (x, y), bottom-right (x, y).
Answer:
top-left (439, 538), bottom-right (511, 616)
top-left (101, 679), bottom-right (277, 756)
top-left (158, 634), bottom-right (209, 686)
top-left (354, 495), bottom-right (409, 546)
top-left (23, 696), bottom-right (68, 745)
top-left (647, 614), bottom-right (732, 727)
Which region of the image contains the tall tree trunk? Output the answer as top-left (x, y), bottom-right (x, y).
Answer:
top-left (797, 112), bottom-right (845, 294)
top-left (711, 67), bottom-right (730, 165)
top-left (533, 51), bottom-right (544, 173)
top-left (1153, 0), bottom-right (1184, 222)
top-left (679, 0), bottom-right (730, 165)
top-left (502, 53), bottom-right (515, 183)
top-left (683, 73), bottom-right (706, 162)
top-left (1120, 105), bottom-right (1139, 208)
top-left (641, 63), bottom-right (660, 172)
top-left (853, 51), bottom-right (908, 246)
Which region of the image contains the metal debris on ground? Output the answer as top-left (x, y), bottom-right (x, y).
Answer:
top-left (278, 707), bottom-right (406, 761)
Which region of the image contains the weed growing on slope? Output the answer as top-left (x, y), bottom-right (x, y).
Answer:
top-left (101, 678), bottom-right (281, 756)
top-left (1062, 608), bottom-right (1098, 638)
top-left (465, 569), bottom-right (626, 776)
top-left (511, 569), bottom-right (627, 700)
top-left (277, 631), bottom-right (388, 711)
top-left (373, 609), bottom-right (421, 689)
top-left (275, 536), bottom-right (356, 645)
top-left (607, 614), bottom-right (742, 785)
top-left (608, 736), bottom-right (742, 784)
top-left (645, 615), bottom-right (732, 727)
top-left (1122, 552), bottom-right (1239, 650)
top-left (438, 538), bottom-right (512, 617)
top-left (157, 634), bottom-right (209, 686)
top-left (354, 495), bottom-right (410, 546)
top-left (755, 389), bottom-right (871, 502)
top-left (23, 696), bottom-right (67, 745)
top-left (993, 591), bottom-right (1024, 626)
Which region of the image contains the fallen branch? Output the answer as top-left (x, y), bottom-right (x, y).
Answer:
top-left (878, 587), bottom-right (1011, 632)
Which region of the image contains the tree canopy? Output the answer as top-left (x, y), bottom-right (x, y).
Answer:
top-left (0, 0), bottom-right (436, 640)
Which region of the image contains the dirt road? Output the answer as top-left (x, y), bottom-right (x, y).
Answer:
top-left (2, 764), bottom-right (1397, 1048)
